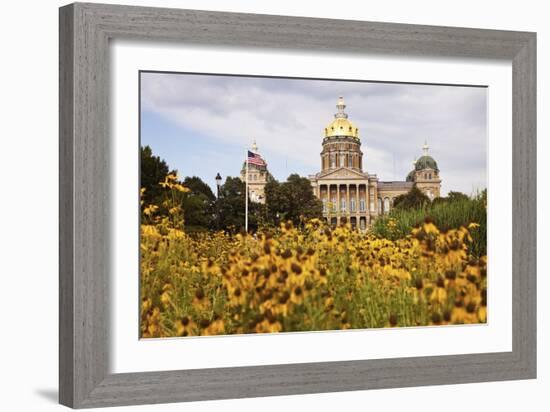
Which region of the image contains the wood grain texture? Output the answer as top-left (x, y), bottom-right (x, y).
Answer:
top-left (59, 2), bottom-right (537, 408)
top-left (59, 4), bottom-right (74, 406)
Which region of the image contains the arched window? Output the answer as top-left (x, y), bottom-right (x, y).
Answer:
top-left (378, 198), bottom-right (382, 213)
top-left (322, 198), bottom-right (327, 212)
top-left (350, 197), bottom-right (356, 212)
top-left (330, 154), bottom-right (336, 168)
top-left (341, 198), bottom-right (346, 212)
top-left (384, 198), bottom-right (390, 214)
top-left (359, 198), bottom-right (366, 212)
top-left (348, 155), bottom-right (353, 167)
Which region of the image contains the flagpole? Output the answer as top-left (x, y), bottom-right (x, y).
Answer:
top-left (245, 147), bottom-right (249, 233)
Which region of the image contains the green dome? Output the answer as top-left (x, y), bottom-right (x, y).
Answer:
top-left (415, 155), bottom-right (438, 171)
top-left (406, 170), bottom-right (415, 182)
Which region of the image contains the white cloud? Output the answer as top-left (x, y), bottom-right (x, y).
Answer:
top-left (141, 72), bottom-right (487, 195)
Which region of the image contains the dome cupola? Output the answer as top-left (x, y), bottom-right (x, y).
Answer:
top-left (414, 141), bottom-right (439, 171)
top-left (324, 97), bottom-right (359, 139)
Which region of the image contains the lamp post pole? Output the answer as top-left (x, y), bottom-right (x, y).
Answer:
top-left (214, 173), bottom-right (222, 230)
top-left (215, 172), bottom-right (222, 198)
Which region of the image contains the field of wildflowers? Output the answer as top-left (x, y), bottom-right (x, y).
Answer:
top-left (140, 174), bottom-right (487, 338)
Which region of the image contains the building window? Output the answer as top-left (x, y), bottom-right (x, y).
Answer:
top-left (341, 198), bottom-right (346, 212)
top-left (348, 156), bottom-right (353, 167)
top-left (378, 198), bottom-right (382, 213)
top-left (339, 154), bottom-right (345, 167)
top-left (331, 198), bottom-right (337, 211)
top-left (359, 199), bottom-right (366, 212)
top-left (384, 198), bottom-right (390, 214)
top-left (360, 218), bottom-right (366, 230)
top-left (322, 198), bottom-right (327, 212)
top-left (350, 198), bottom-right (356, 212)
top-left (330, 154), bottom-right (336, 168)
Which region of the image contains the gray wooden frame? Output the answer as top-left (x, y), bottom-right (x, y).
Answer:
top-left (59, 2), bottom-right (536, 408)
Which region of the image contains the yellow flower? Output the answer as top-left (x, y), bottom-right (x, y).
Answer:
top-left (204, 318), bottom-right (225, 335)
top-left (140, 213), bottom-right (487, 337)
top-left (290, 286), bottom-right (304, 305)
top-left (141, 298), bottom-right (152, 314)
top-left (175, 316), bottom-right (196, 337)
top-left (478, 306), bottom-right (487, 323)
top-left (430, 286), bottom-right (447, 305)
top-left (173, 183), bottom-right (190, 193)
top-left (143, 204), bottom-right (158, 216)
top-left (160, 291), bottom-right (171, 307)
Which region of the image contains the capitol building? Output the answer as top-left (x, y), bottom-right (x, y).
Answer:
top-left (242, 97), bottom-right (441, 229)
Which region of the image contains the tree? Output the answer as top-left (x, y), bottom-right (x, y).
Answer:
top-left (393, 185), bottom-right (431, 210)
top-left (211, 177), bottom-right (262, 232)
top-left (180, 176), bottom-right (216, 231)
top-left (183, 176), bottom-right (216, 202)
top-left (140, 145), bottom-right (171, 207)
top-left (432, 191), bottom-right (470, 206)
top-left (265, 174), bottom-right (323, 226)
top-left (447, 191), bottom-right (470, 202)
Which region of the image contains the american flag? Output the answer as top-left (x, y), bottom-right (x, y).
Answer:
top-left (247, 150), bottom-right (266, 167)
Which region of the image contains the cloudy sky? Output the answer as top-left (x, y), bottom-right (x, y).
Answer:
top-left (140, 72), bottom-right (487, 196)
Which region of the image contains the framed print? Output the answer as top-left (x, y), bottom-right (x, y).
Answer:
top-left (59, 2), bottom-right (536, 408)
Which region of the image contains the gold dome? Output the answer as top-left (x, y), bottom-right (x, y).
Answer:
top-left (324, 117), bottom-right (359, 138)
top-left (324, 97), bottom-right (359, 139)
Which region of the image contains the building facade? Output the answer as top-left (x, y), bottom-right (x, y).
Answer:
top-left (309, 97), bottom-right (441, 229)
top-left (240, 141), bottom-right (269, 203)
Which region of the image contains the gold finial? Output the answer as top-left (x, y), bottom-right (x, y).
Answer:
top-left (251, 139), bottom-right (258, 152)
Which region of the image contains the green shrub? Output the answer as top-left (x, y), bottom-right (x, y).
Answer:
top-left (372, 191), bottom-right (487, 257)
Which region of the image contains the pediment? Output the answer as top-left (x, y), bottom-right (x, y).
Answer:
top-left (316, 167), bottom-right (369, 180)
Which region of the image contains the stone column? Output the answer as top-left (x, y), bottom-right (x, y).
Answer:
top-left (319, 184), bottom-right (323, 213)
top-left (336, 183), bottom-right (340, 225)
top-left (355, 183), bottom-right (360, 224)
top-left (359, 184), bottom-right (367, 213)
top-left (346, 183), bottom-right (351, 223)
top-left (328, 184), bottom-right (332, 223)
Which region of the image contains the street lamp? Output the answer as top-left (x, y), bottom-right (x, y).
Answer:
top-left (215, 172), bottom-right (222, 198)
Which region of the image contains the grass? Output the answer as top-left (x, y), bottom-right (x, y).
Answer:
top-left (371, 193), bottom-right (487, 257)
